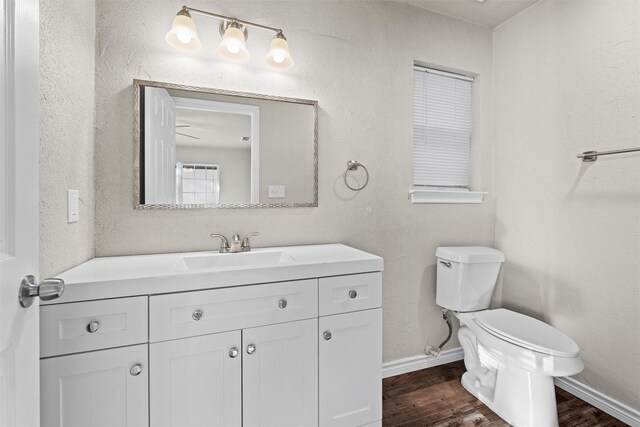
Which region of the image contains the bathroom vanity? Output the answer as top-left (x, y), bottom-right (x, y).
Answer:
top-left (39, 244), bottom-right (383, 427)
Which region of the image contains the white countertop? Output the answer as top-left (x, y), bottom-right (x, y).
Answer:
top-left (47, 244), bottom-right (383, 304)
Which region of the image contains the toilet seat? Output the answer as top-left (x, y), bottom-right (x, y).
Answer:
top-left (473, 309), bottom-right (579, 357)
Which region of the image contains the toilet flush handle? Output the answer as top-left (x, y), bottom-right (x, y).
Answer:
top-left (440, 261), bottom-right (452, 268)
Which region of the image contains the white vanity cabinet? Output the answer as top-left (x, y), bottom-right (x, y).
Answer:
top-left (40, 297), bottom-right (149, 427)
top-left (242, 319), bottom-right (319, 427)
top-left (150, 331), bottom-right (242, 427)
top-left (318, 273), bottom-right (383, 427)
top-left (40, 345), bottom-right (149, 427)
top-left (148, 279), bottom-right (319, 427)
top-left (41, 244), bottom-right (384, 427)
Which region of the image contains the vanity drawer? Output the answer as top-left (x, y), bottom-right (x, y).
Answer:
top-left (40, 296), bottom-right (148, 358)
top-left (149, 279), bottom-right (318, 342)
top-left (319, 272), bottom-right (382, 316)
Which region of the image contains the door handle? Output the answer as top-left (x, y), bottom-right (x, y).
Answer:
top-left (18, 275), bottom-right (64, 308)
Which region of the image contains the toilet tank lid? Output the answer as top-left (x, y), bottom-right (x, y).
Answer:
top-left (436, 246), bottom-right (505, 263)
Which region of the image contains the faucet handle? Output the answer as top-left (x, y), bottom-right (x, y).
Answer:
top-left (210, 234), bottom-right (230, 253)
top-left (241, 232), bottom-right (259, 252)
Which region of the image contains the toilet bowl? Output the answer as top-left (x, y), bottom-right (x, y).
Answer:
top-left (435, 247), bottom-right (583, 427)
top-left (455, 309), bottom-right (583, 427)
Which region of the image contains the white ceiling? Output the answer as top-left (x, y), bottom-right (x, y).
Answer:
top-left (174, 108), bottom-right (251, 150)
top-left (401, 0), bottom-right (540, 28)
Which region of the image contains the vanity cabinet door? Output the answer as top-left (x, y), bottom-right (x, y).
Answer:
top-left (319, 309), bottom-right (382, 427)
top-left (242, 319), bottom-right (318, 427)
top-left (40, 344), bottom-right (148, 427)
top-left (149, 331), bottom-right (242, 427)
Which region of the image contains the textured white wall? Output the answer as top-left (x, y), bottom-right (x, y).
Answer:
top-left (39, 0), bottom-right (95, 278)
top-left (493, 0), bottom-right (640, 410)
top-left (93, 0), bottom-right (494, 362)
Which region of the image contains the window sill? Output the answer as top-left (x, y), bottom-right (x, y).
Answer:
top-left (409, 187), bottom-right (487, 204)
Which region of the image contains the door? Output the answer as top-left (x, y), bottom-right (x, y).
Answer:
top-left (40, 344), bottom-right (148, 427)
top-left (150, 331), bottom-right (242, 427)
top-left (0, 0), bottom-right (41, 425)
top-left (144, 86), bottom-right (176, 204)
top-left (319, 309), bottom-right (383, 427)
top-left (243, 319), bottom-right (318, 427)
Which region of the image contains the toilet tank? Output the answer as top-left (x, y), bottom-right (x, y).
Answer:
top-left (435, 247), bottom-right (505, 312)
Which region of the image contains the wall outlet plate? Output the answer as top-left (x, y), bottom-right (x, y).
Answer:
top-left (67, 190), bottom-right (79, 223)
top-left (268, 185), bottom-right (285, 198)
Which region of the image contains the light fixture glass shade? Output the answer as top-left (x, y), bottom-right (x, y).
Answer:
top-left (265, 35), bottom-right (294, 69)
top-left (217, 26), bottom-right (249, 61)
top-left (166, 13), bottom-right (202, 52)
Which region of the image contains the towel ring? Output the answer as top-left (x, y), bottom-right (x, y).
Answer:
top-left (343, 160), bottom-right (369, 191)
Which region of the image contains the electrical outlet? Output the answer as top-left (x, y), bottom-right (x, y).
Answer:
top-left (67, 190), bottom-right (79, 223)
top-left (268, 185), bottom-right (285, 198)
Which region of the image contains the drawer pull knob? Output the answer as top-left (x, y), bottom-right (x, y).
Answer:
top-left (129, 364), bottom-right (142, 376)
top-left (348, 290), bottom-right (357, 299)
top-left (323, 331), bottom-right (332, 340)
top-left (246, 344), bottom-right (256, 355)
top-left (192, 309), bottom-right (203, 321)
top-left (278, 299), bottom-right (287, 309)
top-left (86, 321), bottom-right (100, 333)
top-left (229, 347), bottom-right (239, 358)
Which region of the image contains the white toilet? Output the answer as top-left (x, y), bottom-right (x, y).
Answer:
top-left (435, 246), bottom-right (583, 427)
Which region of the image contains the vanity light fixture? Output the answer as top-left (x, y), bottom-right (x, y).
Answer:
top-left (165, 8), bottom-right (202, 52)
top-left (218, 21), bottom-right (249, 61)
top-left (166, 6), bottom-right (294, 69)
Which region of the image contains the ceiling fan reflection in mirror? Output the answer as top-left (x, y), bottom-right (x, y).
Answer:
top-left (175, 124), bottom-right (200, 140)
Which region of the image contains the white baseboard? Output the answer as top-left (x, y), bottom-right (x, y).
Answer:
top-left (382, 347), bottom-right (464, 378)
top-left (555, 377), bottom-right (640, 427)
top-left (382, 349), bottom-right (639, 427)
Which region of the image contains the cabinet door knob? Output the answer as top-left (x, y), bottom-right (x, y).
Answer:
top-left (192, 309), bottom-right (203, 321)
top-left (323, 331), bottom-right (332, 340)
top-left (278, 299), bottom-right (287, 309)
top-left (129, 364), bottom-right (142, 376)
top-left (246, 344), bottom-right (256, 355)
top-left (229, 347), bottom-right (239, 358)
top-left (86, 321), bottom-right (100, 333)
top-left (348, 290), bottom-right (357, 299)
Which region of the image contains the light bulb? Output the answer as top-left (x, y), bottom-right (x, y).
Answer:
top-left (176, 32), bottom-right (192, 44)
top-left (217, 23), bottom-right (249, 61)
top-left (226, 42), bottom-right (241, 54)
top-left (265, 33), bottom-right (294, 69)
top-left (166, 9), bottom-right (201, 52)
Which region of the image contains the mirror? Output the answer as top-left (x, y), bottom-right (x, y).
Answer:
top-left (134, 80), bottom-right (318, 208)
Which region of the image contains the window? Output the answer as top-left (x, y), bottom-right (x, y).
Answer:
top-left (176, 163), bottom-right (220, 205)
top-left (412, 65), bottom-right (485, 203)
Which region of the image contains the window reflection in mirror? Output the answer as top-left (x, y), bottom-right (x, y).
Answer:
top-left (135, 80), bottom-right (317, 208)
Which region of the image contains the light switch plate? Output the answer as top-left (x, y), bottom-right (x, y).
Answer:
top-left (67, 190), bottom-right (79, 223)
top-left (268, 185), bottom-right (285, 198)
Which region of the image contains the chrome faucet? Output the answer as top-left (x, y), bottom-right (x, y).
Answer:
top-left (210, 234), bottom-right (230, 253)
top-left (241, 232), bottom-right (259, 252)
top-left (230, 234), bottom-right (242, 253)
top-left (210, 232), bottom-right (259, 253)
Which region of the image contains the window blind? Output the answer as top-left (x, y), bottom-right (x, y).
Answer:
top-left (176, 163), bottom-right (220, 204)
top-left (413, 66), bottom-right (472, 188)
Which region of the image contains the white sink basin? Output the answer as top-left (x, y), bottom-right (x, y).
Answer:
top-left (181, 250), bottom-right (295, 270)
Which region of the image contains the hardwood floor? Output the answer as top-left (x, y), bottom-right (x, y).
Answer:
top-left (382, 360), bottom-right (627, 427)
